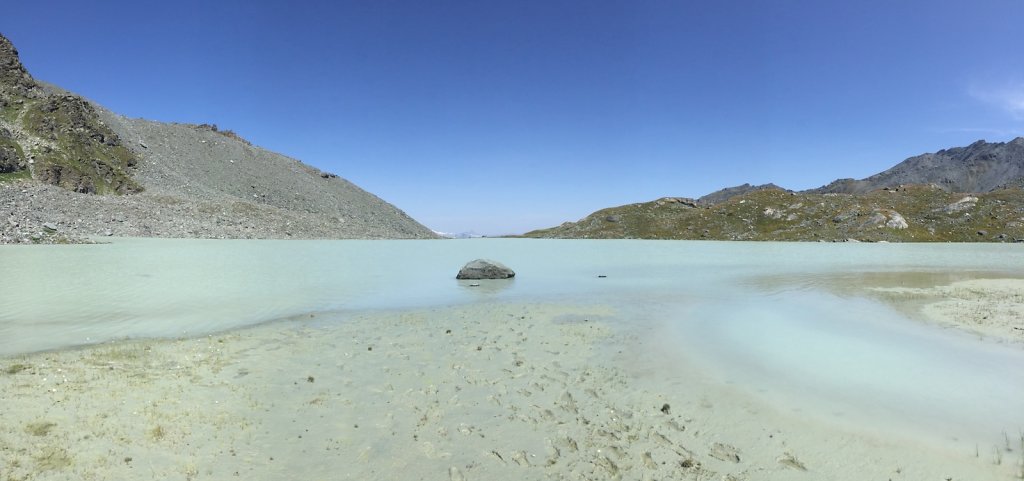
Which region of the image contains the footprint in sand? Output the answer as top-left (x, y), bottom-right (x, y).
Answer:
top-left (709, 442), bottom-right (741, 463)
top-left (448, 466), bottom-right (466, 481)
top-left (776, 451), bottom-right (807, 471)
top-left (557, 391), bottom-right (578, 414)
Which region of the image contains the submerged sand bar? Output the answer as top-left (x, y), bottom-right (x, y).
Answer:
top-left (2, 239), bottom-right (1023, 480)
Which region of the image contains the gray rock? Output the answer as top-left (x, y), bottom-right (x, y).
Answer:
top-left (456, 259), bottom-right (515, 280)
top-left (944, 196), bottom-right (978, 213)
top-left (42, 222), bottom-right (57, 231)
top-left (832, 211), bottom-right (859, 224)
top-left (863, 212), bottom-right (887, 227)
top-left (0, 128), bottom-right (25, 171)
top-left (881, 210), bottom-right (909, 229)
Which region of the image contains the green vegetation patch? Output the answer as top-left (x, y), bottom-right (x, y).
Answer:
top-left (1, 100), bottom-right (21, 123)
top-left (148, 424), bottom-right (167, 441)
top-left (3, 363), bottom-right (30, 374)
top-left (0, 168), bottom-right (30, 183)
top-left (88, 343), bottom-right (153, 366)
top-left (21, 95), bottom-right (142, 194)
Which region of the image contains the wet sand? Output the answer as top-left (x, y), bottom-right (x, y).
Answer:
top-left (868, 278), bottom-right (1024, 344)
top-left (2, 297), bottom-right (1022, 480)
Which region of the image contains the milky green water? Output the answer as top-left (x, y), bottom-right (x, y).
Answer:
top-left (2, 238), bottom-right (1022, 451)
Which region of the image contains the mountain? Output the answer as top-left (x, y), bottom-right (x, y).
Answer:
top-left (524, 139), bottom-right (1024, 242)
top-left (808, 138), bottom-right (1024, 194)
top-left (434, 230), bottom-right (486, 239)
top-left (0, 33), bottom-right (436, 243)
top-left (698, 183), bottom-right (788, 204)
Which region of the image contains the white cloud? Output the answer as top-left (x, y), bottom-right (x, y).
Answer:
top-left (970, 82), bottom-right (1024, 119)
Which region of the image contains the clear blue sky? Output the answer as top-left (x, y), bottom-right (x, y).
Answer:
top-left (3, 1), bottom-right (1023, 235)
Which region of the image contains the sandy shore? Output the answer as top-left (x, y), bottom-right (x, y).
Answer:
top-left (2, 300), bottom-right (1021, 480)
top-left (867, 278), bottom-right (1024, 345)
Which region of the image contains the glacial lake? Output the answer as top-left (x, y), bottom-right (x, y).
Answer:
top-left (2, 238), bottom-right (1023, 451)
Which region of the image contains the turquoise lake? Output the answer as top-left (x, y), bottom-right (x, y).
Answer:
top-left (3, 238), bottom-right (1023, 451)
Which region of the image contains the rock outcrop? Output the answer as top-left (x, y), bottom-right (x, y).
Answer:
top-left (1, 34), bottom-right (141, 194)
top-left (0, 127), bottom-right (25, 172)
top-left (456, 259), bottom-right (516, 279)
top-left (0, 34), bottom-right (37, 96)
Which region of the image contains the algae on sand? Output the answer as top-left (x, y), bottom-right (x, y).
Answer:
top-left (24, 421), bottom-right (56, 437)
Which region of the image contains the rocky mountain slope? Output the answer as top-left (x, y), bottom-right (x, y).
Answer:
top-left (525, 139), bottom-right (1024, 242)
top-left (0, 33), bottom-right (436, 243)
top-left (810, 138), bottom-right (1024, 195)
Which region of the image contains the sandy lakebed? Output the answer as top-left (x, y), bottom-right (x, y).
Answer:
top-left (2, 288), bottom-right (1023, 480)
top-left (1, 240), bottom-right (1023, 480)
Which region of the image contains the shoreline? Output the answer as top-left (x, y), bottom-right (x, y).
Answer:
top-left (865, 277), bottom-right (1024, 345)
top-left (3, 299), bottom-right (1021, 480)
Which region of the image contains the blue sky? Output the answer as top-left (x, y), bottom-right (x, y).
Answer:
top-left (3, 1), bottom-right (1023, 235)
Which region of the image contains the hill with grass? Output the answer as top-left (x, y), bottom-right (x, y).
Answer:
top-left (525, 140), bottom-right (1024, 242)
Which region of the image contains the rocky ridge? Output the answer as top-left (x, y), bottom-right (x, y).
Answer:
top-left (0, 34), bottom-right (436, 243)
top-left (697, 183), bottom-right (788, 205)
top-left (810, 138), bottom-right (1024, 195)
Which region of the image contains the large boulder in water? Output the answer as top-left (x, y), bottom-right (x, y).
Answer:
top-left (456, 259), bottom-right (515, 279)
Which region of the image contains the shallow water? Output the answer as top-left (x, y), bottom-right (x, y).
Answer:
top-left (2, 238), bottom-right (1023, 451)
top-left (670, 291), bottom-right (1024, 445)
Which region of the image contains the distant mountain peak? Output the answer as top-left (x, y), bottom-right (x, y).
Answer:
top-left (809, 137), bottom-right (1024, 195)
top-left (698, 183), bottom-right (788, 205)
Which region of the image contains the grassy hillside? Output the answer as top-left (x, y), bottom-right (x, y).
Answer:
top-left (523, 186), bottom-right (1024, 242)
top-left (1, 34), bottom-right (141, 194)
top-left (20, 95), bottom-right (142, 193)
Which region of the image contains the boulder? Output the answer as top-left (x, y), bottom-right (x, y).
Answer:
top-left (456, 259), bottom-right (515, 280)
top-left (884, 211), bottom-right (909, 229)
top-left (944, 196), bottom-right (978, 213)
